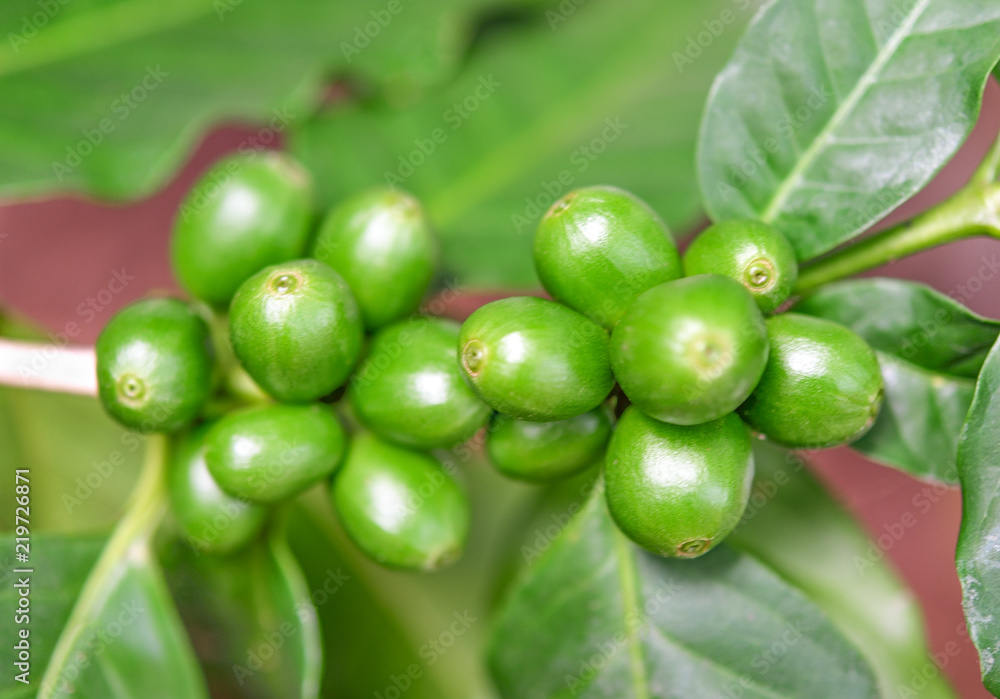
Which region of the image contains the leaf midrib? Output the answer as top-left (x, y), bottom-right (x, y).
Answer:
top-left (0, 0), bottom-right (211, 78)
top-left (612, 527), bottom-right (650, 699)
top-left (759, 0), bottom-right (932, 222)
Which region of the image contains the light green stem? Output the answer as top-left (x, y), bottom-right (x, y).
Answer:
top-left (795, 182), bottom-right (1000, 294)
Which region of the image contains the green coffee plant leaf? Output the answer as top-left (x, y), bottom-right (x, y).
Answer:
top-left (487, 488), bottom-right (879, 699)
top-left (163, 529), bottom-right (321, 699)
top-left (25, 441), bottom-right (208, 699)
top-left (697, 0), bottom-right (1000, 261)
top-left (0, 0), bottom-right (499, 200)
top-left (0, 526), bottom-right (207, 699)
top-left (285, 453), bottom-right (530, 699)
top-left (0, 534), bottom-right (105, 699)
top-left (956, 338), bottom-right (1000, 695)
top-left (795, 279), bottom-right (1000, 378)
top-left (293, 0), bottom-right (750, 286)
top-left (850, 354), bottom-right (972, 484)
top-left (730, 442), bottom-right (957, 698)
top-left (795, 279), bottom-right (989, 483)
top-left (285, 505), bottom-right (454, 699)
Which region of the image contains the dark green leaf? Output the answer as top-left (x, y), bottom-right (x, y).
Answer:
top-left (293, 0), bottom-right (750, 286)
top-left (697, 1), bottom-right (1000, 261)
top-left (0, 0), bottom-right (496, 200)
top-left (488, 488), bottom-right (879, 699)
top-left (956, 338), bottom-right (1000, 695)
top-left (730, 442), bottom-right (957, 698)
top-left (795, 279), bottom-right (1000, 377)
top-left (163, 529), bottom-right (321, 699)
top-left (0, 534), bottom-right (105, 699)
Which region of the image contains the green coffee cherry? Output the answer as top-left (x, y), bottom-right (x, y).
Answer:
top-left (170, 151), bottom-right (313, 307)
top-left (610, 275), bottom-right (768, 425)
top-left (313, 188), bottom-right (437, 330)
top-left (683, 219), bottom-right (798, 314)
top-left (605, 407), bottom-right (753, 558)
top-left (738, 313), bottom-right (883, 448)
top-left (349, 318), bottom-right (490, 449)
top-left (486, 408), bottom-right (611, 483)
top-left (205, 403), bottom-right (346, 503)
top-left (168, 424), bottom-right (268, 554)
top-left (458, 297), bottom-right (615, 421)
top-left (96, 298), bottom-right (213, 433)
top-left (331, 433), bottom-right (469, 570)
top-left (534, 186), bottom-right (682, 330)
top-left (229, 259), bottom-right (363, 403)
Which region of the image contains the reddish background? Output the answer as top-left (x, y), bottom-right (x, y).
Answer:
top-left (1, 83), bottom-right (998, 698)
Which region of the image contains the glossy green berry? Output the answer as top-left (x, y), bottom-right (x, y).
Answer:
top-left (738, 313), bottom-right (883, 448)
top-left (610, 275), bottom-right (768, 425)
top-left (487, 407), bottom-right (611, 483)
top-left (683, 219), bottom-right (798, 314)
top-left (313, 188), bottom-right (437, 330)
top-left (168, 423), bottom-right (267, 554)
top-left (349, 318), bottom-right (490, 449)
top-left (170, 151), bottom-right (313, 307)
top-left (605, 407), bottom-right (753, 558)
top-left (331, 433), bottom-right (469, 570)
top-left (205, 403), bottom-right (346, 503)
top-left (96, 298), bottom-right (213, 433)
top-left (458, 297), bottom-right (614, 421)
top-left (534, 186), bottom-right (682, 330)
top-left (229, 259), bottom-right (363, 403)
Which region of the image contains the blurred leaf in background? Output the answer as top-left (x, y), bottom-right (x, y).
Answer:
top-left (294, 0), bottom-right (755, 286)
top-left (0, 0), bottom-right (533, 199)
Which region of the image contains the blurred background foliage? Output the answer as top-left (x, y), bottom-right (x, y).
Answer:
top-left (0, 0), bottom-right (971, 697)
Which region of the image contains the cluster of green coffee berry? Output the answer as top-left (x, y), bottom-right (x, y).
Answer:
top-left (97, 152), bottom-right (468, 569)
top-left (459, 185), bottom-right (883, 558)
top-left (95, 151), bottom-right (883, 567)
